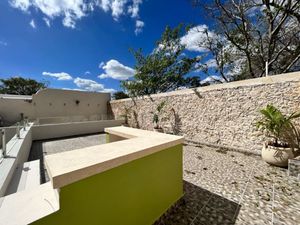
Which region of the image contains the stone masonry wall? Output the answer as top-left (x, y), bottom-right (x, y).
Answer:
top-left (109, 72), bottom-right (300, 154)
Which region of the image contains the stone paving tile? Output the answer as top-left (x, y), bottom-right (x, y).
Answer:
top-left (154, 145), bottom-right (300, 225)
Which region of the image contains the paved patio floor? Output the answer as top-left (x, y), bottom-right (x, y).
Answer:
top-left (155, 145), bottom-right (300, 225)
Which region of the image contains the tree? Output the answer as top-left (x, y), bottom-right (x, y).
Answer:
top-left (193, 0), bottom-right (300, 81)
top-left (121, 25), bottom-right (201, 96)
top-left (0, 77), bottom-right (47, 95)
top-left (113, 91), bottom-right (129, 100)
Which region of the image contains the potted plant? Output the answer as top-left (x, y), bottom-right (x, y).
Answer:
top-left (152, 101), bottom-right (166, 132)
top-left (256, 104), bottom-right (300, 167)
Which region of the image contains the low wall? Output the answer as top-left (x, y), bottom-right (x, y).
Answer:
top-left (32, 142), bottom-right (183, 225)
top-left (0, 125), bottom-right (32, 197)
top-left (109, 72), bottom-right (300, 154)
top-left (0, 89), bottom-right (111, 126)
top-left (32, 120), bottom-right (123, 141)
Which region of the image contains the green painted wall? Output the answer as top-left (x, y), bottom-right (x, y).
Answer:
top-left (33, 143), bottom-right (183, 225)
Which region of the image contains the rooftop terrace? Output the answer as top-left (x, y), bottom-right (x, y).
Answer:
top-left (21, 133), bottom-right (300, 225)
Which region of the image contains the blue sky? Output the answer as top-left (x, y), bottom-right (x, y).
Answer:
top-left (0, 0), bottom-right (212, 92)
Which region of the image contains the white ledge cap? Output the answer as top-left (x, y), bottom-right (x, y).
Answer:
top-left (45, 126), bottom-right (184, 189)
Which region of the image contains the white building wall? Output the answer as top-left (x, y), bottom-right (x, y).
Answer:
top-left (0, 89), bottom-right (111, 125)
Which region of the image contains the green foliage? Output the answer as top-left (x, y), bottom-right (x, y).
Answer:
top-left (152, 101), bottom-right (166, 128)
top-left (256, 104), bottom-right (300, 148)
top-left (120, 106), bottom-right (132, 125)
top-left (122, 25), bottom-right (201, 97)
top-left (113, 91), bottom-right (129, 100)
top-left (0, 77), bottom-right (47, 95)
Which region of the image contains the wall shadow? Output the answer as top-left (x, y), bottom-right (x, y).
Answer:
top-left (154, 181), bottom-right (241, 225)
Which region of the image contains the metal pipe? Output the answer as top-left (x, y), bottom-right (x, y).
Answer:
top-left (16, 122), bottom-right (20, 138)
top-left (23, 120), bottom-right (26, 131)
top-left (266, 61), bottom-right (269, 76)
top-left (1, 129), bottom-right (6, 157)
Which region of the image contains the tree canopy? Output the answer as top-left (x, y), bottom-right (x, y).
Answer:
top-left (194, 0), bottom-right (300, 81)
top-left (0, 77), bottom-right (47, 95)
top-left (113, 91), bottom-right (129, 100)
top-left (121, 25), bottom-right (201, 97)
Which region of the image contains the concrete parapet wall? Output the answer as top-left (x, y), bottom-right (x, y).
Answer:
top-left (32, 120), bottom-right (124, 141)
top-left (0, 89), bottom-right (111, 126)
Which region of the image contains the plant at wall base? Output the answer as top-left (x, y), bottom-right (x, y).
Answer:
top-left (256, 104), bottom-right (300, 167)
top-left (120, 106), bottom-right (131, 126)
top-left (152, 101), bottom-right (166, 132)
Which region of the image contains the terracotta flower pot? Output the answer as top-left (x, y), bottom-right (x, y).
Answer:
top-left (261, 144), bottom-right (295, 167)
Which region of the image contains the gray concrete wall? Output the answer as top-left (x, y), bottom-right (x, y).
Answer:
top-left (32, 120), bottom-right (124, 141)
top-left (109, 72), bottom-right (300, 154)
top-left (0, 89), bottom-right (111, 126)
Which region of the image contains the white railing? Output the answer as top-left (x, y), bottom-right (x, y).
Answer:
top-left (0, 121), bottom-right (29, 162)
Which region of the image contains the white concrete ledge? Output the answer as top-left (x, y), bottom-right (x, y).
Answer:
top-left (45, 126), bottom-right (184, 189)
top-left (32, 119), bottom-right (124, 140)
top-left (0, 182), bottom-right (59, 225)
top-left (0, 124), bottom-right (33, 197)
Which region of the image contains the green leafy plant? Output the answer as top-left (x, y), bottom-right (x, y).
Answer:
top-left (120, 106), bottom-right (131, 125)
top-left (152, 101), bottom-right (166, 129)
top-left (256, 104), bottom-right (300, 149)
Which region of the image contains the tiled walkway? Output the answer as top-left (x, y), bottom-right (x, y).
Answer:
top-left (155, 145), bottom-right (300, 225)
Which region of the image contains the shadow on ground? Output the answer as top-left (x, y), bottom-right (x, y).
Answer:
top-left (154, 181), bottom-right (241, 225)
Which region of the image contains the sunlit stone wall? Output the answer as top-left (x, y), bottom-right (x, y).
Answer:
top-left (109, 72), bottom-right (300, 154)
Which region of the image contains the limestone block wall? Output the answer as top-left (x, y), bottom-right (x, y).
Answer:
top-left (109, 72), bottom-right (300, 154)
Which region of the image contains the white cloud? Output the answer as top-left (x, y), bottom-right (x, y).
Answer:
top-left (180, 25), bottom-right (216, 52)
top-left (201, 75), bottom-right (225, 84)
top-left (10, 0), bottom-right (144, 30)
top-left (42, 71), bottom-right (73, 80)
top-left (43, 17), bottom-right (51, 27)
top-left (0, 41), bottom-right (8, 46)
top-left (135, 19), bottom-right (144, 35)
top-left (74, 77), bottom-right (115, 92)
top-left (29, 19), bottom-right (36, 28)
top-left (99, 61), bottom-right (105, 68)
top-left (98, 59), bottom-right (135, 80)
top-left (128, 0), bottom-right (142, 18)
top-left (205, 58), bottom-right (217, 68)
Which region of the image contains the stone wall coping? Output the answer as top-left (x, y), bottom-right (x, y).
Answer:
top-left (110, 71), bottom-right (300, 103)
top-left (45, 126), bottom-right (184, 189)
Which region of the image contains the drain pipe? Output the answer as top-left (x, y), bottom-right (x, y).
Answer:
top-left (1, 129), bottom-right (6, 157)
top-left (23, 120), bottom-right (26, 131)
top-left (266, 61), bottom-right (269, 77)
top-left (16, 122), bottom-right (20, 138)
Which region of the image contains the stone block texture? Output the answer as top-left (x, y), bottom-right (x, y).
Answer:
top-left (288, 159), bottom-right (300, 178)
top-left (109, 72), bottom-right (300, 154)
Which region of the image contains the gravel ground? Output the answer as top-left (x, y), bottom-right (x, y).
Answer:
top-left (154, 145), bottom-right (300, 225)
